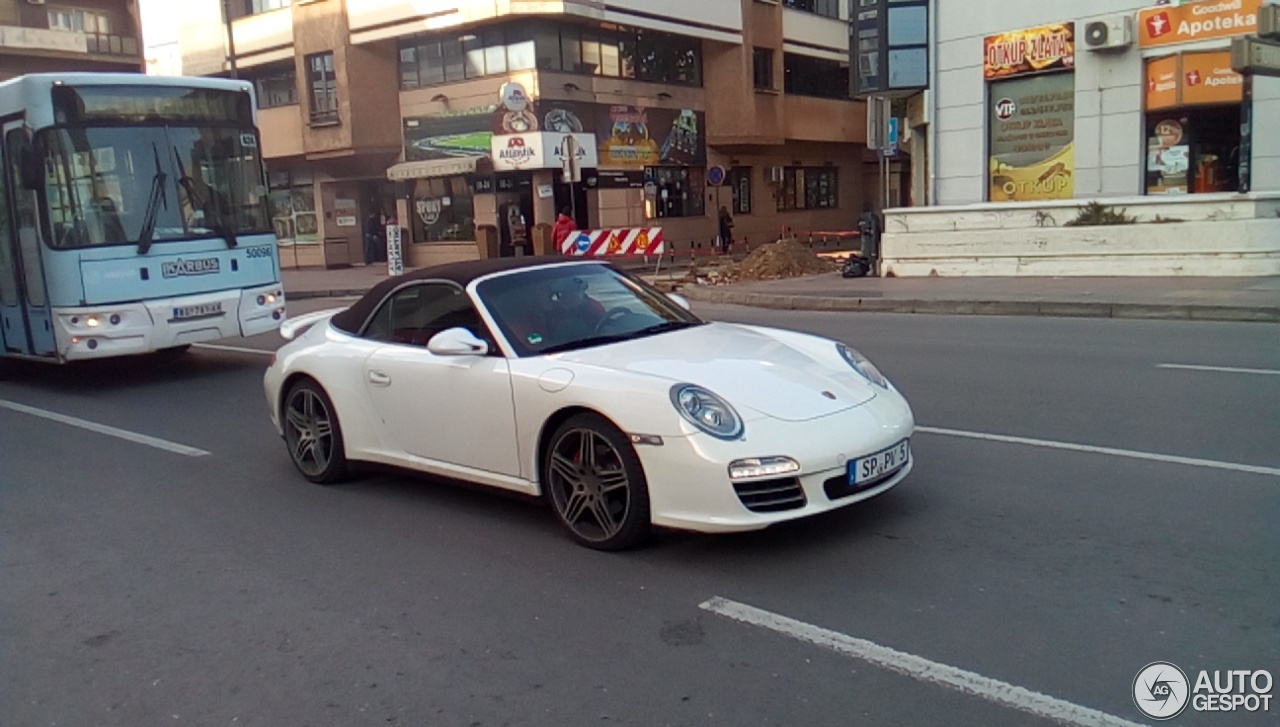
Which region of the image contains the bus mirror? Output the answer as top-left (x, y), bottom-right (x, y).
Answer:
top-left (18, 146), bottom-right (43, 191)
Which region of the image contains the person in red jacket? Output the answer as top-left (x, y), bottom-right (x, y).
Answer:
top-left (551, 207), bottom-right (577, 252)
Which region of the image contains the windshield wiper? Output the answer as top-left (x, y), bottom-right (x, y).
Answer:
top-left (174, 147), bottom-right (237, 249)
top-left (631, 320), bottom-right (704, 337)
top-left (539, 334), bottom-right (638, 355)
top-left (136, 143), bottom-right (168, 255)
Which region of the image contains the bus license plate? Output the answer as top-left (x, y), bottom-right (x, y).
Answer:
top-left (849, 439), bottom-right (909, 485)
top-left (172, 302), bottom-right (223, 320)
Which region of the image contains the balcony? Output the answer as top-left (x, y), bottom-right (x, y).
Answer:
top-left (0, 26), bottom-right (139, 60)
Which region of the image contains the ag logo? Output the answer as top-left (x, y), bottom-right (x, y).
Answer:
top-left (994, 98), bottom-right (1017, 120)
top-left (1134, 662), bottom-right (1190, 720)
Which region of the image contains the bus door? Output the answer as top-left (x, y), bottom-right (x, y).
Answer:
top-left (2, 123), bottom-right (55, 357)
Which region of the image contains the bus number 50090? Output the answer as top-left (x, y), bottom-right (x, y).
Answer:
top-left (245, 246), bottom-right (274, 259)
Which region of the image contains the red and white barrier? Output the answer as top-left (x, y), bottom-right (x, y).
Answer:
top-left (561, 228), bottom-right (665, 256)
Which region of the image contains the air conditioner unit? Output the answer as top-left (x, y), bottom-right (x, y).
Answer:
top-left (767, 166), bottom-right (785, 183)
top-left (1084, 15), bottom-right (1135, 51)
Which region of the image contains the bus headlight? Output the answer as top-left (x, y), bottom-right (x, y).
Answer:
top-left (86, 316), bottom-right (100, 328)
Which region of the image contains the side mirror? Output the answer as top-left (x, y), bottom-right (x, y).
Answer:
top-left (667, 292), bottom-right (692, 311)
top-left (427, 327), bottom-right (490, 356)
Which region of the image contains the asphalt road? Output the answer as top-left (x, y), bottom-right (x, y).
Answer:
top-left (2, 301), bottom-right (1277, 727)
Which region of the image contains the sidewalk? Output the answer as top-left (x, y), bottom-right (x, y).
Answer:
top-left (282, 263), bottom-right (1280, 323)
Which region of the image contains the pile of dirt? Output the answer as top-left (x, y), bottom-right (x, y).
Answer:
top-left (719, 239), bottom-right (839, 282)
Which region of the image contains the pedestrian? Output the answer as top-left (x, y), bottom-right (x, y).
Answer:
top-left (717, 206), bottom-right (733, 254)
top-left (552, 206), bottom-right (577, 252)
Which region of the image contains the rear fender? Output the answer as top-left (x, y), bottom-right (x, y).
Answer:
top-left (280, 308), bottom-right (346, 341)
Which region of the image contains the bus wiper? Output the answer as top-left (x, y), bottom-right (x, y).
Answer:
top-left (174, 147), bottom-right (237, 249)
top-left (136, 144), bottom-right (168, 255)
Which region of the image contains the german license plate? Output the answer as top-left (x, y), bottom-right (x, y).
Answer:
top-left (172, 302), bottom-right (223, 320)
top-left (849, 439), bottom-right (909, 485)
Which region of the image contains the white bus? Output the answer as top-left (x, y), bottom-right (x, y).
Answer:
top-left (0, 73), bottom-right (285, 370)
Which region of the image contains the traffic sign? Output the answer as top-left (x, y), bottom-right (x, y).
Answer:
top-left (707, 165), bottom-right (727, 187)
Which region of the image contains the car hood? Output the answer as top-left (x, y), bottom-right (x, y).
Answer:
top-left (550, 322), bottom-right (878, 421)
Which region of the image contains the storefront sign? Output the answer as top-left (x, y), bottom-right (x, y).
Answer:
top-left (593, 170), bottom-right (645, 188)
top-left (490, 132), bottom-right (599, 172)
top-left (335, 215), bottom-right (357, 227)
top-left (1146, 55), bottom-right (1182, 110)
top-left (988, 72), bottom-right (1076, 201)
top-left (984, 23), bottom-right (1075, 80)
top-left (1145, 51), bottom-right (1244, 110)
top-left (497, 82), bottom-right (538, 133)
top-left (597, 106), bottom-right (705, 169)
top-left (1140, 0), bottom-right (1263, 48)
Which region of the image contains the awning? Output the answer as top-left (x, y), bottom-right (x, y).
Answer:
top-left (386, 156), bottom-right (481, 181)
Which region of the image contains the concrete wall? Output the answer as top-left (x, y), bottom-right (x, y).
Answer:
top-left (882, 193), bottom-right (1280, 276)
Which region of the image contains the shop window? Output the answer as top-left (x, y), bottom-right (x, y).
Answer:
top-left (647, 167), bottom-right (705, 219)
top-left (268, 170), bottom-right (318, 244)
top-left (305, 52), bottom-right (338, 125)
top-left (1146, 109), bottom-right (1241, 196)
top-left (776, 167), bottom-right (838, 211)
top-left (753, 49), bottom-right (775, 91)
top-left (784, 53), bottom-right (850, 99)
top-left (412, 177), bottom-right (476, 243)
top-left (248, 63), bottom-right (298, 108)
top-left (729, 167), bottom-right (752, 215)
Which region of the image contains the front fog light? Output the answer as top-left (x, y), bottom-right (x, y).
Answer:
top-left (86, 315), bottom-right (100, 328)
top-left (728, 456), bottom-right (800, 480)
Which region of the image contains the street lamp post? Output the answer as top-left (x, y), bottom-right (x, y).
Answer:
top-left (223, 0), bottom-right (238, 78)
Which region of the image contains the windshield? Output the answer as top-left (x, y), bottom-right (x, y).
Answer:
top-left (37, 125), bottom-right (270, 249)
top-left (477, 264), bottom-right (704, 356)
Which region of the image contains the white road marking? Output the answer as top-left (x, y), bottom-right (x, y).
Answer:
top-left (1157, 363), bottom-right (1280, 376)
top-left (0, 399), bottom-right (211, 457)
top-left (700, 597), bottom-right (1145, 727)
top-left (193, 343), bottom-right (274, 356)
top-left (915, 426), bottom-right (1280, 478)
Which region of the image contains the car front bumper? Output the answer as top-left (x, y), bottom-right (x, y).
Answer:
top-left (637, 393), bottom-right (915, 533)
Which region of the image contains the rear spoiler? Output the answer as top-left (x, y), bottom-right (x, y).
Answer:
top-left (279, 308), bottom-right (346, 341)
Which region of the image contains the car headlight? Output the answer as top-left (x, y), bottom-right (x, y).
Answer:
top-left (669, 384), bottom-right (744, 440)
top-left (837, 343), bottom-right (889, 388)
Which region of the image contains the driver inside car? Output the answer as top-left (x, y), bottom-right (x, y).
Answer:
top-left (545, 275), bottom-right (606, 343)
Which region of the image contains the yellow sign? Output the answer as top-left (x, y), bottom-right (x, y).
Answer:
top-left (1139, 0), bottom-right (1263, 48)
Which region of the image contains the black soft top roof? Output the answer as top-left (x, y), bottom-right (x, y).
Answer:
top-left (329, 255), bottom-right (610, 334)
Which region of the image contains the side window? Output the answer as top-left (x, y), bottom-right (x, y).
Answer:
top-left (5, 129), bottom-right (46, 307)
top-left (363, 283), bottom-right (487, 347)
top-left (0, 141), bottom-right (19, 306)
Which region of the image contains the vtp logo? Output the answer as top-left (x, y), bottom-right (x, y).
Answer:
top-left (1134, 662), bottom-right (1273, 720)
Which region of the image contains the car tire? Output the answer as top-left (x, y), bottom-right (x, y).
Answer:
top-left (282, 378), bottom-right (349, 485)
top-left (543, 412), bottom-right (652, 551)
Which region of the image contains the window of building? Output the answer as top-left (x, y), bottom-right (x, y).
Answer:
top-left (268, 170), bottom-right (317, 244)
top-left (305, 52), bottom-right (339, 125)
top-left (783, 0), bottom-right (840, 19)
top-left (753, 48), bottom-right (775, 91)
top-left (398, 22), bottom-right (701, 89)
top-left (784, 54), bottom-right (850, 99)
top-left (647, 166), bottom-right (705, 219)
top-left (248, 63), bottom-right (298, 108)
top-left (246, 0), bottom-right (290, 15)
top-left (48, 7), bottom-right (112, 34)
top-left (412, 177), bottom-right (476, 243)
top-left (776, 167), bottom-right (838, 211)
top-left (729, 167), bottom-right (752, 215)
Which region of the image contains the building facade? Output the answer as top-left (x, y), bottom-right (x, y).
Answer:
top-left (170, 0), bottom-right (874, 268)
top-left (885, 0), bottom-right (1280, 276)
top-left (0, 0), bottom-right (143, 81)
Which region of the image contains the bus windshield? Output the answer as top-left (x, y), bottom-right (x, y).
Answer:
top-left (37, 125), bottom-right (270, 249)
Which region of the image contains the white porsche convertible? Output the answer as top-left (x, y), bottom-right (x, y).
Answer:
top-left (264, 257), bottom-right (914, 550)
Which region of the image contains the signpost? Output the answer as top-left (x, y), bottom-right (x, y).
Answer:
top-left (385, 223), bottom-right (403, 277)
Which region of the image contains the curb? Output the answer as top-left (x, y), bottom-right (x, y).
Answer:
top-left (678, 286), bottom-right (1280, 323)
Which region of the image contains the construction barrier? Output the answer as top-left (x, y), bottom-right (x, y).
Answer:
top-left (562, 228), bottom-right (665, 256)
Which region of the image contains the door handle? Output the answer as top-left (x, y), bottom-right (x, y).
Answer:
top-left (368, 370), bottom-right (392, 387)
